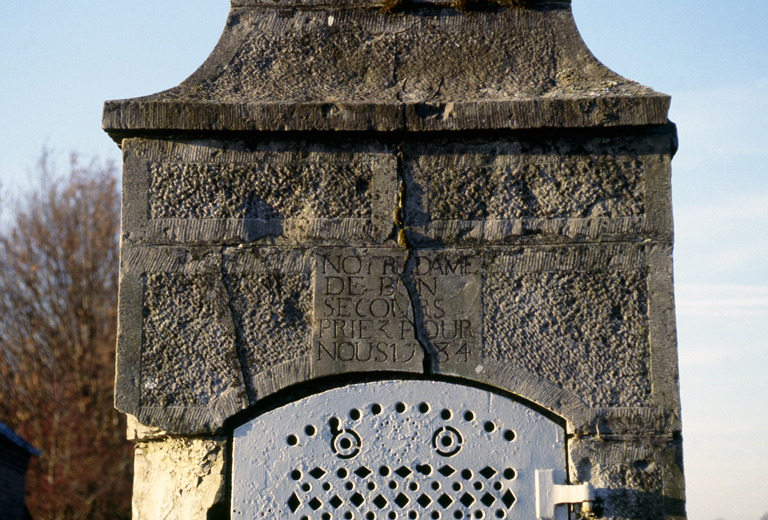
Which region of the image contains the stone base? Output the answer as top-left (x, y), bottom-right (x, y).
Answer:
top-left (132, 435), bottom-right (227, 520)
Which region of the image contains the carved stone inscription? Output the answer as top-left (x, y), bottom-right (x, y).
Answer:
top-left (312, 248), bottom-right (482, 376)
top-left (411, 251), bottom-right (482, 374)
top-left (313, 249), bottom-right (420, 374)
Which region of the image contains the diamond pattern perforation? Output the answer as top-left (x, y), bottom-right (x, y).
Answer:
top-left (232, 381), bottom-right (565, 519)
top-left (285, 461), bottom-right (516, 519)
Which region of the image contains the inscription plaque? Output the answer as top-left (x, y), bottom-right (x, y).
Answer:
top-left (312, 249), bottom-right (482, 376)
top-left (411, 251), bottom-right (483, 375)
top-left (313, 249), bottom-right (420, 373)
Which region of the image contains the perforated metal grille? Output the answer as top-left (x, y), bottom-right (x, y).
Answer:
top-left (232, 381), bottom-right (564, 519)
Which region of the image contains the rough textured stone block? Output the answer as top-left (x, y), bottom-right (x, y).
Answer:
top-left (227, 270), bottom-right (312, 399)
top-left (141, 272), bottom-right (241, 407)
top-left (132, 437), bottom-right (227, 520)
top-left (403, 135), bottom-right (673, 246)
top-left (103, 2), bottom-right (670, 136)
top-left (483, 247), bottom-right (650, 408)
top-left (121, 139), bottom-right (398, 246)
top-left (568, 435), bottom-right (685, 520)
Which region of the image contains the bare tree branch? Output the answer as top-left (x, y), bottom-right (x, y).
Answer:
top-left (0, 149), bottom-right (132, 520)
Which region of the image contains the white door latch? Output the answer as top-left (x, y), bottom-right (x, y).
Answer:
top-left (536, 469), bottom-right (596, 520)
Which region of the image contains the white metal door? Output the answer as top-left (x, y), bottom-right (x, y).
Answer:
top-left (232, 380), bottom-right (566, 520)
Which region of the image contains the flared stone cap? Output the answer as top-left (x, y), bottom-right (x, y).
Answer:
top-left (103, 0), bottom-right (670, 140)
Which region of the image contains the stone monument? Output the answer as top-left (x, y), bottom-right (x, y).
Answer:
top-left (103, 1), bottom-right (685, 519)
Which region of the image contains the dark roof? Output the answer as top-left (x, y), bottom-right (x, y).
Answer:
top-left (0, 422), bottom-right (41, 457)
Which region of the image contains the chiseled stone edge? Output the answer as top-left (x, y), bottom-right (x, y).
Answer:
top-left (579, 407), bottom-right (682, 437)
top-left (406, 216), bottom-right (665, 246)
top-left (647, 245), bottom-right (681, 413)
top-left (104, 96), bottom-right (670, 139)
top-left (104, 101), bottom-right (407, 138)
top-left (147, 218), bottom-right (380, 245)
top-left (230, 0), bottom-right (570, 6)
top-left (115, 267), bottom-right (144, 421)
top-left (103, 4), bottom-right (669, 138)
top-left (249, 356), bottom-right (313, 401)
top-left (485, 243), bottom-right (647, 274)
top-left (121, 138), bottom-right (398, 247)
top-left (568, 435), bottom-right (686, 519)
top-left (476, 358), bottom-right (591, 431)
top-left (132, 391), bottom-right (247, 437)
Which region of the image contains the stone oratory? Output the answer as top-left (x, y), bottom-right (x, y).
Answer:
top-left (104, 1), bottom-right (685, 519)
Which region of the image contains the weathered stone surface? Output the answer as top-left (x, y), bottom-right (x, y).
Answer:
top-left (568, 435), bottom-right (686, 520)
top-left (103, 2), bottom-right (669, 138)
top-left (142, 271), bottom-right (243, 407)
top-left (126, 414), bottom-right (167, 442)
top-left (118, 245), bottom-right (314, 432)
top-left (312, 248), bottom-right (424, 375)
top-left (403, 133), bottom-right (674, 246)
top-left (420, 156), bottom-right (645, 221)
top-left (149, 163), bottom-right (374, 221)
top-left (227, 270), bottom-right (313, 399)
top-left (114, 129), bottom-right (678, 434)
top-left (122, 139), bottom-right (398, 246)
top-left (132, 437), bottom-right (227, 520)
top-left (483, 246), bottom-right (650, 408)
top-left (107, 3), bottom-right (684, 517)
top-left (407, 249), bottom-right (483, 375)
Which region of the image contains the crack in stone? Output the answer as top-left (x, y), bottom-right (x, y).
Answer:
top-left (219, 247), bottom-right (256, 405)
top-left (400, 250), bottom-right (436, 374)
top-left (393, 144), bottom-right (436, 373)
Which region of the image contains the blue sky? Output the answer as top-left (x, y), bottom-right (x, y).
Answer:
top-left (573, 5), bottom-right (768, 519)
top-left (1, 2), bottom-right (767, 519)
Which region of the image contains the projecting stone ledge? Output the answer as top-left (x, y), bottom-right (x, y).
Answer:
top-left (103, 0), bottom-right (669, 140)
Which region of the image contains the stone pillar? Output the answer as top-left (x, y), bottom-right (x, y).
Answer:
top-left (104, 1), bottom-right (684, 519)
top-left (125, 417), bottom-right (227, 520)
